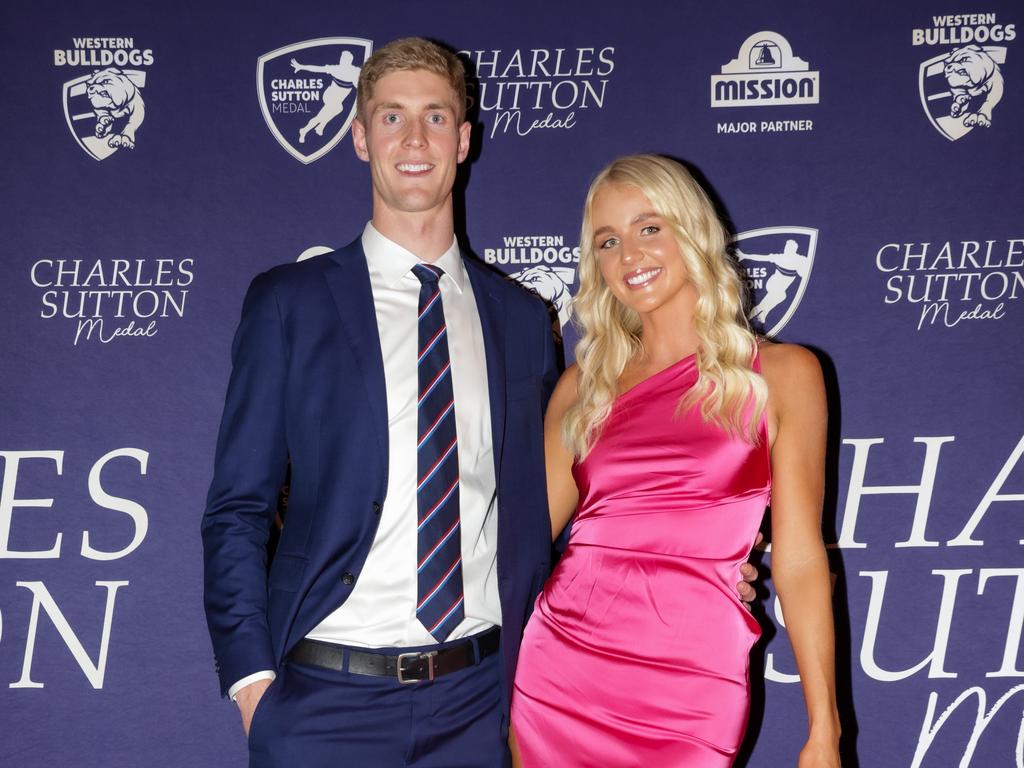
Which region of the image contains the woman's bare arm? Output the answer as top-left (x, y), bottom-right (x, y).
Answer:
top-left (761, 343), bottom-right (841, 767)
top-left (545, 366), bottom-right (580, 541)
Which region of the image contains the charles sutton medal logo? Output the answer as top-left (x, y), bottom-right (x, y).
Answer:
top-left (257, 37), bottom-right (373, 164)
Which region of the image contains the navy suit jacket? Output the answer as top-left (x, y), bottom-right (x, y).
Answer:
top-left (202, 238), bottom-right (558, 714)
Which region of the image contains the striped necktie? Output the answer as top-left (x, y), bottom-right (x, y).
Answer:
top-left (411, 263), bottom-right (465, 641)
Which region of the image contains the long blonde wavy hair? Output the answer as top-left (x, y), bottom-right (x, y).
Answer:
top-left (564, 154), bottom-right (767, 458)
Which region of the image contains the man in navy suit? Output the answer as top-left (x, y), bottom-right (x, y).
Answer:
top-left (202, 38), bottom-right (556, 767)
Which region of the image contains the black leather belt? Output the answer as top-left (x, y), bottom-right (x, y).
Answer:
top-left (288, 627), bottom-right (500, 684)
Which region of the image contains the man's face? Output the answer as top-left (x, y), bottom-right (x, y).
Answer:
top-left (352, 69), bottom-right (470, 220)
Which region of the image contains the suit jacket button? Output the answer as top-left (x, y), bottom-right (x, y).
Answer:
top-left (342, 572), bottom-right (355, 585)
top-left (372, 501), bottom-right (382, 514)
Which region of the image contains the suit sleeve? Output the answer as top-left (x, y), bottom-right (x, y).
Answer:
top-left (201, 272), bottom-right (289, 697)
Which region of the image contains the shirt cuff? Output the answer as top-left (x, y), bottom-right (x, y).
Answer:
top-left (228, 670), bottom-right (277, 701)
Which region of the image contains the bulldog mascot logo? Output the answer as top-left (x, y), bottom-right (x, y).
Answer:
top-left (86, 68), bottom-right (146, 149)
top-left (919, 44), bottom-right (1007, 141)
top-left (944, 45), bottom-right (1004, 128)
top-left (63, 67), bottom-right (147, 160)
top-left (509, 265), bottom-right (577, 331)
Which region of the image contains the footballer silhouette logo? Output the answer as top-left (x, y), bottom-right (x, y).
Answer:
top-left (258, 37), bottom-right (373, 164)
top-left (733, 227), bottom-right (817, 338)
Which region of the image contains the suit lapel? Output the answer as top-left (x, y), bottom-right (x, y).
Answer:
top-left (465, 259), bottom-right (507, 473)
top-left (323, 239), bottom-right (389, 465)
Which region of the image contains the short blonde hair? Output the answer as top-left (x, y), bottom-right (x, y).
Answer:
top-left (357, 37), bottom-right (467, 122)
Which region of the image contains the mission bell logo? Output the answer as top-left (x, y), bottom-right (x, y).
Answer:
top-left (257, 37), bottom-right (373, 164)
top-left (711, 31), bottom-right (819, 108)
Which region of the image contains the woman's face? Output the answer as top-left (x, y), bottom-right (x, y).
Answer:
top-left (590, 182), bottom-right (696, 318)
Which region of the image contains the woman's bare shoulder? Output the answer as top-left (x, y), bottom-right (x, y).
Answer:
top-left (759, 341), bottom-right (820, 377)
top-left (758, 341), bottom-right (824, 402)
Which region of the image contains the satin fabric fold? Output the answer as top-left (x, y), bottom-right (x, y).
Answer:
top-left (512, 354), bottom-right (770, 767)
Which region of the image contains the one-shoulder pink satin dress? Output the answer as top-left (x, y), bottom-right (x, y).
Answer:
top-left (512, 354), bottom-right (770, 767)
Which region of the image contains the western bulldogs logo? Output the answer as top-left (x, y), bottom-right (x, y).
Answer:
top-left (919, 45), bottom-right (1007, 141)
top-left (257, 37), bottom-right (372, 164)
top-left (732, 227), bottom-right (817, 338)
top-left (509, 265), bottom-right (576, 329)
top-left (62, 68), bottom-right (146, 161)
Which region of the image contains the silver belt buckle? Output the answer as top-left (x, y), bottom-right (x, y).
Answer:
top-left (397, 650), bottom-right (437, 684)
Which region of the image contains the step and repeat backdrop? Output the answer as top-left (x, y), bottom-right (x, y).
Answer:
top-left (1, 0), bottom-right (1021, 765)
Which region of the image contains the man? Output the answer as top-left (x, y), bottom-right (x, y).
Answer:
top-left (203, 38), bottom-right (555, 767)
top-left (203, 37), bottom-right (756, 767)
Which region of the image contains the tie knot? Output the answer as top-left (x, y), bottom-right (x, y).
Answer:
top-left (412, 263), bottom-right (444, 285)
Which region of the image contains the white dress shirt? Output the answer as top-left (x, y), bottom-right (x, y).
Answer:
top-left (230, 224), bottom-right (499, 698)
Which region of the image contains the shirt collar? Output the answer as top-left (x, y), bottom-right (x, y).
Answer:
top-left (361, 222), bottom-right (465, 293)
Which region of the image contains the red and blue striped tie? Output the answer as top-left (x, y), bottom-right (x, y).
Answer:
top-left (412, 263), bottom-right (464, 641)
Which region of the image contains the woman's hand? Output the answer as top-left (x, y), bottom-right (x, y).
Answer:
top-left (798, 734), bottom-right (841, 768)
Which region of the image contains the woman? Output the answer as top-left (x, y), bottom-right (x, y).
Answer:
top-left (510, 155), bottom-right (840, 767)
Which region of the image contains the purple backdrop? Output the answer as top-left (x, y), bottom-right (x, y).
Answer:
top-left (1, 0), bottom-right (1022, 765)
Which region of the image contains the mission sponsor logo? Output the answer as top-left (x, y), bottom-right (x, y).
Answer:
top-left (914, 13), bottom-right (1014, 141)
top-left (732, 227), bottom-right (817, 337)
top-left (55, 37), bottom-right (153, 161)
top-left (258, 37), bottom-right (372, 164)
top-left (484, 235), bottom-right (579, 328)
top-left (711, 31), bottom-right (819, 107)
top-left (30, 258), bottom-right (193, 345)
top-left (875, 238), bottom-right (1023, 330)
top-left (712, 31), bottom-right (818, 135)
top-left (459, 47), bottom-right (615, 139)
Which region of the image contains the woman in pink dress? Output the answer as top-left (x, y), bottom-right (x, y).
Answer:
top-left (511, 155), bottom-right (840, 767)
